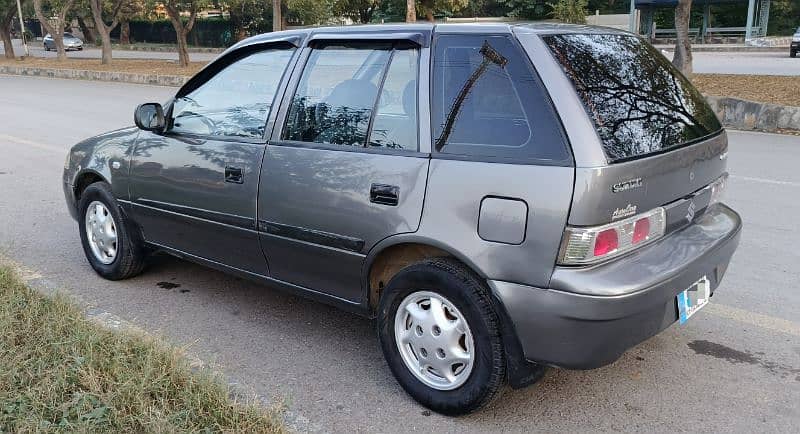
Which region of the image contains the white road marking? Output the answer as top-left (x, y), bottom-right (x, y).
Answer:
top-left (0, 133), bottom-right (64, 154)
top-left (704, 303), bottom-right (800, 338)
top-left (730, 175), bottom-right (800, 188)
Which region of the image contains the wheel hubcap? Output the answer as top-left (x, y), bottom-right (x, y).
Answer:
top-left (394, 291), bottom-right (475, 390)
top-left (84, 201), bottom-right (118, 264)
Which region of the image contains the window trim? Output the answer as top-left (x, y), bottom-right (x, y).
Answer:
top-left (163, 41), bottom-right (300, 143)
top-left (270, 38), bottom-right (424, 154)
top-left (429, 33), bottom-right (573, 167)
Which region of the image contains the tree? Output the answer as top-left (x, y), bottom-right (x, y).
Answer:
top-left (416, 0), bottom-right (468, 22)
top-left (548, 0), bottom-right (587, 24)
top-left (228, 0), bottom-right (268, 41)
top-left (89, 0), bottom-right (126, 64)
top-left (272, 0), bottom-right (279, 30)
top-left (33, 0), bottom-right (77, 61)
top-left (500, 0), bottom-right (548, 19)
top-left (118, 0), bottom-right (144, 44)
top-left (672, 0), bottom-right (692, 75)
top-left (405, 0), bottom-right (414, 21)
top-left (285, 0), bottom-right (331, 26)
top-left (333, 0), bottom-right (380, 24)
top-left (163, 0), bottom-right (204, 67)
top-left (1, 0), bottom-right (25, 59)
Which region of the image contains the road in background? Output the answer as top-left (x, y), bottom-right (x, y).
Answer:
top-left (1, 75), bottom-right (798, 432)
top-left (3, 38), bottom-right (799, 75)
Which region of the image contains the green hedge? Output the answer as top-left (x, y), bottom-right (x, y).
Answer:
top-left (110, 19), bottom-right (235, 48)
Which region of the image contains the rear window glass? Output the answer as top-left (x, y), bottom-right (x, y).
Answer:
top-left (543, 34), bottom-right (722, 162)
top-left (431, 34), bottom-right (571, 164)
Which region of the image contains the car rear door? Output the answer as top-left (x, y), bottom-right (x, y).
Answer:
top-left (128, 42), bottom-right (298, 275)
top-left (258, 32), bottom-right (430, 303)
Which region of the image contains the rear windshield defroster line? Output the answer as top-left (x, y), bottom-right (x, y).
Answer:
top-left (543, 34), bottom-right (722, 163)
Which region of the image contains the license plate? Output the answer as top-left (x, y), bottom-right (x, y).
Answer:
top-left (677, 276), bottom-right (711, 324)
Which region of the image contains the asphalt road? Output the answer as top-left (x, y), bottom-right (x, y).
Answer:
top-left (3, 38), bottom-right (800, 75)
top-left (0, 75), bottom-right (799, 433)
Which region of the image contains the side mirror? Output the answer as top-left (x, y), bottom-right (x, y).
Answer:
top-left (134, 103), bottom-right (165, 132)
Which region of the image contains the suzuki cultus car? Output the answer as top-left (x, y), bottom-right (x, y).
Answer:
top-left (63, 23), bottom-right (741, 415)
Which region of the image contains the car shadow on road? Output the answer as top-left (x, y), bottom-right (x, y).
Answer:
top-left (134, 253), bottom-right (687, 428)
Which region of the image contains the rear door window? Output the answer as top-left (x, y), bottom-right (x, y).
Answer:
top-left (431, 34), bottom-right (570, 164)
top-left (283, 41), bottom-right (420, 151)
top-left (542, 33), bottom-right (722, 162)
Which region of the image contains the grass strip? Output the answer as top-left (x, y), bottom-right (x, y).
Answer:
top-left (0, 265), bottom-right (284, 433)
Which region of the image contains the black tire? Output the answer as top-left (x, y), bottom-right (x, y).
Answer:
top-left (78, 181), bottom-right (146, 280)
top-left (377, 258), bottom-right (506, 415)
top-left (791, 50), bottom-right (797, 58)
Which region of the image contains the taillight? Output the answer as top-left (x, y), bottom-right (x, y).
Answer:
top-left (709, 173), bottom-right (728, 205)
top-left (594, 229), bottom-right (618, 256)
top-left (632, 217), bottom-right (650, 244)
top-left (559, 207), bottom-right (666, 265)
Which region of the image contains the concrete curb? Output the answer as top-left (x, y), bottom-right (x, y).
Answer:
top-left (112, 45), bottom-right (224, 54)
top-left (0, 65), bottom-right (189, 87)
top-left (706, 96), bottom-right (800, 133)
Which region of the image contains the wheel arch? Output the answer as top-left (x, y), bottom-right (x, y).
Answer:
top-left (364, 235), bottom-right (545, 388)
top-left (363, 235), bottom-right (485, 314)
top-left (73, 169), bottom-right (108, 204)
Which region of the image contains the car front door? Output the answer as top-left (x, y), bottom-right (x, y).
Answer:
top-left (258, 35), bottom-right (430, 303)
top-left (128, 43), bottom-right (297, 275)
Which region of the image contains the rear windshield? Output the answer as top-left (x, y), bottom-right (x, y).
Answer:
top-left (543, 34), bottom-right (722, 162)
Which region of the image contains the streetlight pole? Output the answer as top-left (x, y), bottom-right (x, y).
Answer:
top-left (629, 0), bottom-right (637, 33)
top-left (15, 0), bottom-right (29, 57)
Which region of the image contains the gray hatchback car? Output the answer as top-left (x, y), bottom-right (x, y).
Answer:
top-left (63, 23), bottom-right (742, 415)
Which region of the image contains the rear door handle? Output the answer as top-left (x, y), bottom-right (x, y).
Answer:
top-left (225, 166), bottom-right (243, 184)
top-left (370, 183), bottom-right (399, 206)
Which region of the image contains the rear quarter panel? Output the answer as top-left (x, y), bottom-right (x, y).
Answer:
top-left (417, 159), bottom-right (573, 288)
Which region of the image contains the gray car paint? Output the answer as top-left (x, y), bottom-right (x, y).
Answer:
top-left (127, 132), bottom-right (268, 274)
top-left (62, 23), bottom-right (741, 373)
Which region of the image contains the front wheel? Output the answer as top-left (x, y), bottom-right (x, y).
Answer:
top-left (791, 50), bottom-right (797, 58)
top-left (78, 182), bottom-right (146, 280)
top-left (377, 258), bottom-right (506, 415)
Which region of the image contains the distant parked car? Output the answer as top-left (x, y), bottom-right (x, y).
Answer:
top-left (791, 27), bottom-right (799, 58)
top-left (43, 32), bottom-right (83, 51)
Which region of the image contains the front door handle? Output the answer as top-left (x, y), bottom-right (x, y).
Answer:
top-left (370, 183), bottom-right (399, 206)
top-left (225, 166), bottom-right (243, 184)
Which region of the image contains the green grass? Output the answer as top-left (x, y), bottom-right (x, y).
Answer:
top-left (0, 265), bottom-right (284, 433)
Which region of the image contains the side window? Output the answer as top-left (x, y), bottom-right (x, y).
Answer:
top-left (170, 48), bottom-right (295, 138)
top-left (432, 35), bottom-right (570, 163)
top-left (369, 48), bottom-right (419, 150)
top-left (283, 42), bottom-right (419, 150)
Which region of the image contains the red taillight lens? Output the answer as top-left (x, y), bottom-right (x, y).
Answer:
top-left (632, 217), bottom-right (650, 244)
top-left (594, 229), bottom-right (618, 256)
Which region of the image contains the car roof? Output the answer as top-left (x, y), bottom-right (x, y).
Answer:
top-left (234, 22), bottom-right (630, 49)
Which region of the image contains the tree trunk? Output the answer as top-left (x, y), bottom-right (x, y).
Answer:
top-left (120, 19), bottom-right (130, 44)
top-left (77, 15), bottom-right (96, 44)
top-left (165, 2), bottom-right (196, 68)
top-left (272, 0), bottom-right (281, 32)
top-left (673, 0), bottom-right (693, 76)
top-left (176, 30), bottom-right (189, 67)
top-left (1, 5), bottom-right (16, 59)
top-left (406, 0), bottom-right (416, 22)
top-left (90, 0), bottom-right (118, 65)
top-left (425, 9), bottom-right (434, 22)
top-left (33, 0), bottom-right (75, 61)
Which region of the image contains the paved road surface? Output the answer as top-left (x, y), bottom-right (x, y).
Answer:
top-left (3, 38), bottom-right (800, 75)
top-left (0, 75), bottom-right (798, 432)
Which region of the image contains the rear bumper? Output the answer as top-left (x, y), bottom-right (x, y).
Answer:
top-left (490, 203), bottom-right (742, 370)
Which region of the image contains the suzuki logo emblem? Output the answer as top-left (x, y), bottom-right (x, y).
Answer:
top-left (686, 201), bottom-right (696, 222)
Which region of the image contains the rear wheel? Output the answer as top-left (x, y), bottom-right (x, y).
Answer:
top-left (377, 258), bottom-right (506, 415)
top-left (78, 182), bottom-right (146, 280)
top-left (791, 50), bottom-right (797, 58)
